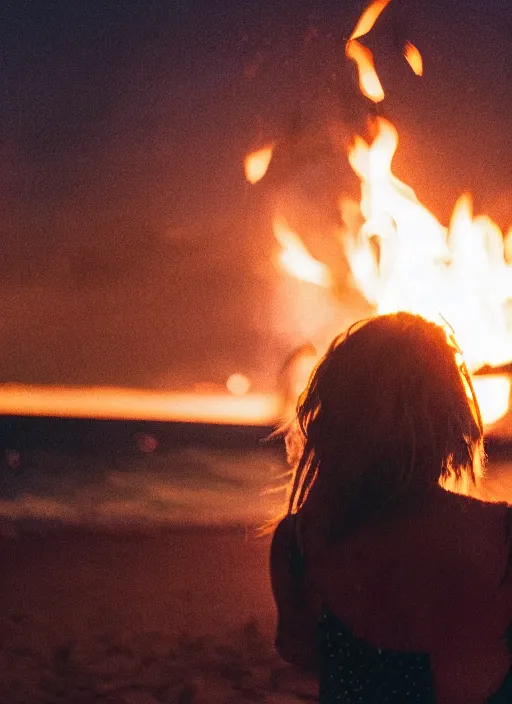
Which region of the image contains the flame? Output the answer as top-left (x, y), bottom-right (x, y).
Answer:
top-left (273, 218), bottom-right (333, 288)
top-left (341, 5), bottom-right (512, 397)
top-left (504, 227), bottom-right (512, 263)
top-left (349, 0), bottom-right (392, 41)
top-left (254, 0), bottom-right (512, 430)
top-left (344, 116), bottom-right (512, 375)
top-left (345, 40), bottom-right (385, 103)
top-left (403, 41), bottom-right (423, 76)
top-left (472, 375), bottom-right (511, 427)
top-left (244, 146), bottom-right (273, 184)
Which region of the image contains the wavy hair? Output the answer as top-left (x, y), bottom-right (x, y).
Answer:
top-left (285, 312), bottom-right (484, 543)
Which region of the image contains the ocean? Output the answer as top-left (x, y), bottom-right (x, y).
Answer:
top-left (0, 417), bottom-right (288, 529)
top-left (1, 416), bottom-right (512, 530)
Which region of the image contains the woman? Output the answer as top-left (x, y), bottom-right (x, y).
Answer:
top-left (270, 313), bottom-right (512, 703)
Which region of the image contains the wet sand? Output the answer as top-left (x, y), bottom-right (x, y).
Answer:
top-left (0, 524), bottom-right (316, 703)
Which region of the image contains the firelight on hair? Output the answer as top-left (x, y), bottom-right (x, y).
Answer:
top-left (285, 312), bottom-right (484, 542)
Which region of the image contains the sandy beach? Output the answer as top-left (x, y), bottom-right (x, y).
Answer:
top-left (1, 428), bottom-right (512, 703)
top-left (0, 523), bottom-right (316, 704)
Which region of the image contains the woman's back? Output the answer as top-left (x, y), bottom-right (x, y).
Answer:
top-left (300, 489), bottom-right (512, 703)
top-left (270, 312), bottom-right (512, 703)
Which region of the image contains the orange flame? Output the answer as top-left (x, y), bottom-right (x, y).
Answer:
top-left (349, 0), bottom-right (392, 41)
top-left (244, 146), bottom-right (273, 184)
top-left (273, 218), bottom-right (333, 288)
top-left (403, 40), bottom-right (423, 76)
top-left (504, 227), bottom-right (512, 264)
top-left (344, 116), bottom-right (512, 374)
top-left (345, 40), bottom-right (385, 103)
top-left (249, 0), bottom-right (512, 430)
top-left (472, 375), bottom-right (511, 428)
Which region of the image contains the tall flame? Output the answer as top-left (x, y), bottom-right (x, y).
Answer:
top-left (345, 40), bottom-right (385, 103)
top-left (344, 117), bottom-right (512, 373)
top-left (349, 0), bottom-right (392, 41)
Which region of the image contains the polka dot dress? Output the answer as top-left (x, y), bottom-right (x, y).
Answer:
top-left (317, 608), bottom-right (436, 703)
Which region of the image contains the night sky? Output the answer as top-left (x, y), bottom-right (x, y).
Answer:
top-left (0, 0), bottom-right (510, 389)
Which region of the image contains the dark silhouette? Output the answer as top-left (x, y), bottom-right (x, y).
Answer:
top-left (277, 343), bottom-right (318, 420)
top-left (271, 312), bottom-right (512, 703)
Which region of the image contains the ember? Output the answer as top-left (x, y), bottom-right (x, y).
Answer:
top-left (349, 0), bottom-right (391, 41)
top-left (245, 146), bottom-right (274, 184)
top-left (403, 41), bottom-right (423, 76)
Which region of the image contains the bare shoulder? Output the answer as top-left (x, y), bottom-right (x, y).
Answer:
top-left (271, 515), bottom-right (295, 550)
top-left (270, 515), bottom-right (297, 573)
top-left (270, 515), bottom-right (296, 593)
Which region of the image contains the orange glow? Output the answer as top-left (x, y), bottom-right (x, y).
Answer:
top-left (472, 375), bottom-right (511, 427)
top-left (273, 218), bottom-right (333, 288)
top-left (349, 0), bottom-right (392, 41)
top-left (504, 227), bottom-right (512, 263)
top-left (0, 380), bottom-right (502, 431)
top-left (226, 373), bottom-right (251, 396)
top-left (345, 40), bottom-right (385, 103)
top-left (244, 146), bottom-right (273, 184)
top-left (403, 40), bottom-right (423, 76)
top-left (0, 385), bottom-right (279, 425)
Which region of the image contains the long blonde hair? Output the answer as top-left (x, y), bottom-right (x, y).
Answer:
top-left (285, 313), bottom-right (484, 543)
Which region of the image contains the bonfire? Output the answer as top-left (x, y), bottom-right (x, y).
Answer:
top-left (245, 0), bottom-right (512, 428)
